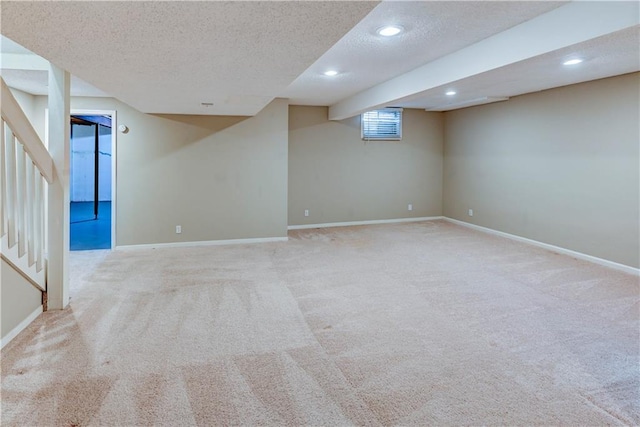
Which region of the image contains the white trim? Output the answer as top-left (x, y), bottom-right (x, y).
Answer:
top-left (444, 217), bottom-right (640, 276)
top-left (1, 305), bottom-right (43, 350)
top-left (116, 236), bottom-right (288, 250)
top-left (110, 111), bottom-right (117, 249)
top-left (288, 216), bottom-right (444, 230)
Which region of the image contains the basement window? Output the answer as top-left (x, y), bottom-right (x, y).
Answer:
top-left (361, 108), bottom-right (403, 141)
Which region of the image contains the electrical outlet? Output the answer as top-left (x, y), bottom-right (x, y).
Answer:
top-left (176, 225), bottom-right (182, 234)
top-left (468, 209), bottom-right (473, 217)
top-left (408, 204), bottom-right (413, 211)
top-left (304, 209), bottom-right (309, 217)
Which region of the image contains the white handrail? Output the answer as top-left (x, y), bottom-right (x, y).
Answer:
top-left (1, 77), bottom-right (50, 291)
top-left (1, 78), bottom-right (53, 184)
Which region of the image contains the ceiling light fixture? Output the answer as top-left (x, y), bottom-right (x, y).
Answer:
top-left (563, 58), bottom-right (583, 66)
top-left (324, 70), bottom-right (339, 76)
top-left (446, 91), bottom-right (457, 96)
top-left (377, 25), bottom-right (403, 37)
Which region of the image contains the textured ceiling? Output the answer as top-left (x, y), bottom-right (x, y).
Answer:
top-left (0, 1), bottom-right (638, 117)
top-left (402, 26), bottom-right (640, 111)
top-left (0, 1), bottom-right (377, 115)
top-left (327, 0), bottom-right (639, 118)
top-left (282, 1), bottom-right (567, 106)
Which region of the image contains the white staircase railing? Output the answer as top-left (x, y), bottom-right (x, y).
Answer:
top-left (1, 77), bottom-right (54, 292)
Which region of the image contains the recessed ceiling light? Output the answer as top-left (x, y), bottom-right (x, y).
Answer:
top-left (446, 91), bottom-right (457, 96)
top-left (377, 25), bottom-right (403, 37)
top-left (563, 59), bottom-right (583, 66)
top-left (324, 70), bottom-right (339, 76)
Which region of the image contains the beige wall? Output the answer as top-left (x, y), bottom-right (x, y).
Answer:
top-left (443, 73), bottom-right (640, 268)
top-left (1, 259), bottom-right (42, 340)
top-left (32, 96), bottom-right (289, 246)
top-left (288, 106), bottom-right (443, 225)
top-left (17, 73), bottom-right (637, 268)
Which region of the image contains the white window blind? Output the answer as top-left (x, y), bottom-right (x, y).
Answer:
top-left (361, 108), bottom-right (403, 141)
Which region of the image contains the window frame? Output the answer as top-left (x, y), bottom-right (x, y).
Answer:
top-left (361, 108), bottom-right (403, 141)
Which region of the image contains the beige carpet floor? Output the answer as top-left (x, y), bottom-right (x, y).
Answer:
top-left (1, 220), bottom-right (638, 426)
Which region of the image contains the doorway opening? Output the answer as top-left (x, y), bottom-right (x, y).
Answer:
top-left (69, 112), bottom-right (115, 250)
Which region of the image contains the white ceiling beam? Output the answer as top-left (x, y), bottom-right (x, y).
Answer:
top-left (328, 1), bottom-right (639, 120)
top-left (426, 97), bottom-right (510, 112)
top-left (0, 53), bottom-right (49, 71)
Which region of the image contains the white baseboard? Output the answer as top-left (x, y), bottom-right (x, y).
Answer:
top-left (1, 305), bottom-right (43, 350)
top-left (288, 216), bottom-right (444, 230)
top-left (444, 217), bottom-right (640, 276)
top-left (116, 236), bottom-right (288, 250)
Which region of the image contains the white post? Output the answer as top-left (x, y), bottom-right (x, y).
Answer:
top-left (47, 64), bottom-right (70, 310)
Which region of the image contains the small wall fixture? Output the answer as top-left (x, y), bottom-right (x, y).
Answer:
top-left (118, 124), bottom-right (129, 134)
